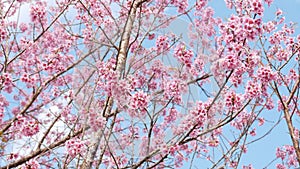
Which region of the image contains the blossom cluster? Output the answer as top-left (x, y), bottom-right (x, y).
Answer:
top-left (13, 115), bottom-right (40, 137)
top-left (0, 95), bottom-right (9, 123)
top-left (1, 73), bottom-right (13, 93)
top-left (276, 145), bottom-right (298, 168)
top-left (65, 139), bottom-right (86, 158)
top-left (88, 109), bottom-right (107, 132)
top-left (225, 91), bottom-right (244, 112)
top-left (0, 20), bottom-right (8, 41)
top-left (163, 79), bottom-right (187, 104)
top-left (170, 0), bottom-right (188, 13)
top-left (21, 159), bottom-right (40, 169)
top-left (245, 80), bottom-right (261, 99)
top-left (156, 36), bottom-right (169, 54)
top-left (30, 1), bottom-right (47, 25)
top-left (257, 67), bottom-right (276, 83)
top-left (130, 91), bottom-right (149, 110)
top-left (174, 44), bottom-right (194, 68)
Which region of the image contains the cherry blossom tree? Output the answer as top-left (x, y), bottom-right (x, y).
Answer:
top-left (0, 0), bottom-right (299, 168)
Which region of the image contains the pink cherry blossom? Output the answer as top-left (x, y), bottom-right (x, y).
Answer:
top-left (0, 0), bottom-right (299, 168)
top-left (66, 139), bottom-right (86, 158)
top-left (21, 159), bottom-right (40, 169)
